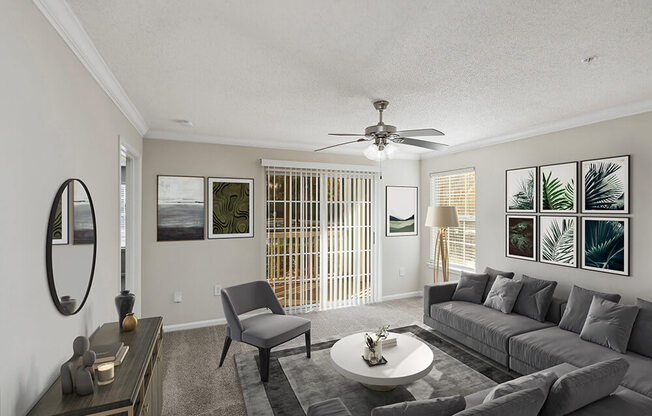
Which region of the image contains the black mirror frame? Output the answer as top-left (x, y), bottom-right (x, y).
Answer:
top-left (46, 178), bottom-right (97, 316)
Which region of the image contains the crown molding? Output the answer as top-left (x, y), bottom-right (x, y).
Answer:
top-left (33, 0), bottom-right (148, 136)
top-left (144, 128), bottom-right (422, 160)
top-left (421, 99), bottom-right (652, 160)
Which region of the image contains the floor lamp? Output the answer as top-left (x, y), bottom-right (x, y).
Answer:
top-left (425, 206), bottom-right (459, 283)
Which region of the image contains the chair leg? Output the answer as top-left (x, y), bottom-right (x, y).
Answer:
top-left (219, 336), bottom-right (232, 367)
top-left (258, 348), bottom-right (271, 382)
top-left (305, 330), bottom-right (311, 358)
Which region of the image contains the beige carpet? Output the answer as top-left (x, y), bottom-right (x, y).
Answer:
top-left (161, 297), bottom-right (423, 416)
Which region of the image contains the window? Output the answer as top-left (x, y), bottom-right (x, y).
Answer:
top-left (430, 168), bottom-right (476, 270)
top-left (264, 163), bottom-right (378, 313)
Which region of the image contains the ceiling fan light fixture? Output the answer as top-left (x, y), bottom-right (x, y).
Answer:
top-left (363, 142), bottom-right (395, 161)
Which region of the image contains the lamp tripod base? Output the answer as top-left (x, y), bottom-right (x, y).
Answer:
top-left (433, 228), bottom-right (450, 283)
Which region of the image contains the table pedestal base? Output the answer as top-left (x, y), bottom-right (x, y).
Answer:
top-left (361, 383), bottom-right (397, 392)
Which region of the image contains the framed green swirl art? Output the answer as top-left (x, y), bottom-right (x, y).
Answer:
top-left (208, 177), bottom-right (254, 239)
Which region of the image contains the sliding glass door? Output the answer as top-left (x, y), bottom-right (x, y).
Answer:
top-left (265, 166), bottom-right (377, 313)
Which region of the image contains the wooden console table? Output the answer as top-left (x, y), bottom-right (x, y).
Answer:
top-left (28, 317), bottom-right (163, 416)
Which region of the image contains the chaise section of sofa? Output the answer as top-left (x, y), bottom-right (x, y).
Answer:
top-left (509, 325), bottom-right (652, 398)
top-left (423, 282), bottom-right (555, 366)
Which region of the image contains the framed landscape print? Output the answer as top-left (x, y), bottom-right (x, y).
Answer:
top-left (52, 185), bottom-right (69, 245)
top-left (208, 177), bottom-right (254, 239)
top-left (157, 175), bottom-right (205, 241)
top-left (581, 217), bottom-right (629, 276)
top-left (506, 167), bottom-right (537, 213)
top-left (506, 215), bottom-right (537, 261)
top-left (540, 162), bottom-right (577, 213)
top-left (581, 155), bottom-right (629, 213)
top-left (386, 186), bottom-right (418, 236)
top-left (539, 216), bottom-right (577, 268)
top-left (72, 181), bottom-right (95, 245)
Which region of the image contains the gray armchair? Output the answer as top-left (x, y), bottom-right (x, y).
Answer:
top-left (219, 281), bottom-right (311, 382)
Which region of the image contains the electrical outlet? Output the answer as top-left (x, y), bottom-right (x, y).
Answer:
top-left (399, 267), bottom-right (406, 278)
top-left (214, 284), bottom-right (222, 296)
top-left (173, 291), bottom-right (182, 303)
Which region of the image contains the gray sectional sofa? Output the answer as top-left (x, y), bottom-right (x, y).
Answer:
top-left (423, 278), bottom-right (652, 408)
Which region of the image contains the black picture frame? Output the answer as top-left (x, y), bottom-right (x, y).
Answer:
top-left (385, 186), bottom-right (418, 237)
top-left (581, 216), bottom-right (630, 276)
top-left (538, 215), bottom-right (578, 268)
top-left (539, 161), bottom-right (578, 214)
top-left (156, 175), bottom-right (206, 241)
top-left (506, 166), bottom-right (538, 213)
top-left (505, 215), bottom-right (537, 262)
top-left (580, 155), bottom-right (630, 214)
top-left (207, 177), bottom-right (255, 239)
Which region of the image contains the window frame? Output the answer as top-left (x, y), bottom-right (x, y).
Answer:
top-left (428, 167), bottom-right (476, 272)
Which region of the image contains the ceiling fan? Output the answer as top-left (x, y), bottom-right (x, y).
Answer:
top-left (315, 100), bottom-right (447, 160)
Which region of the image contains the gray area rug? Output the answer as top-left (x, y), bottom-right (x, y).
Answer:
top-left (236, 324), bottom-right (513, 415)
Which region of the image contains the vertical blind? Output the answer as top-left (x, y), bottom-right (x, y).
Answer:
top-left (265, 165), bottom-right (377, 313)
top-left (430, 168), bottom-right (476, 269)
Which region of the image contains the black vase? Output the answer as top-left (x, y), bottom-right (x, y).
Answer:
top-left (115, 290), bottom-right (135, 329)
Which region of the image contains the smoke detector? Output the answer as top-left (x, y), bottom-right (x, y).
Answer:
top-left (173, 119), bottom-right (194, 127)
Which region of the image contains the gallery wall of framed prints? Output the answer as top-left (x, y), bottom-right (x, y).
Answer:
top-left (505, 155), bottom-right (630, 276)
top-left (156, 175), bottom-right (254, 242)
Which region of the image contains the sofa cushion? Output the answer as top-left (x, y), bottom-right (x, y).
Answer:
top-left (464, 363), bottom-right (576, 409)
top-left (483, 277), bottom-right (523, 314)
top-left (580, 297), bottom-right (639, 353)
top-left (558, 285), bottom-right (621, 334)
top-left (371, 395), bottom-right (465, 416)
top-left (513, 275), bottom-right (558, 322)
top-left (456, 388), bottom-right (546, 416)
top-left (628, 297), bottom-right (652, 358)
top-left (431, 301), bottom-right (554, 354)
top-left (307, 398), bottom-right (352, 416)
top-left (509, 325), bottom-right (652, 398)
top-left (539, 358), bottom-right (629, 416)
top-left (566, 387), bottom-right (652, 415)
top-left (483, 371), bottom-right (557, 403)
top-left (452, 272), bottom-right (489, 304)
top-left (483, 267), bottom-right (515, 301)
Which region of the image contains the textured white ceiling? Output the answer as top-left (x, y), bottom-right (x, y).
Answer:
top-left (67, 0), bottom-right (652, 157)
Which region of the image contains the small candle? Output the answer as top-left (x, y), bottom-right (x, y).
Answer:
top-left (96, 363), bottom-right (115, 386)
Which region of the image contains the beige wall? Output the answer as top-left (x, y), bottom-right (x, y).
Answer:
top-left (0, 1), bottom-right (142, 414)
top-left (142, 139), bottom-right (421, 326)
top-left (420, 112), bottom-right (652, 304)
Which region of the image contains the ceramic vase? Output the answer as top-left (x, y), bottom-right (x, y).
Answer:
top-left (122, 313), bottom-right (138, 332)
top-left (115, 290), bottom-right (135, 329)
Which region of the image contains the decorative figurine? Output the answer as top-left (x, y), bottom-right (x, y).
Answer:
top-left (60, 336), bottom-right (90, 394)
top-left (74, 350), bottom-right (97, 396)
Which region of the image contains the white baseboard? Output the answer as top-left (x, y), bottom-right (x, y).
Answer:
top-left (163, 318), bottom-right (226, 332)
top-left (381, 291), bottom-right (422, 302)
top-left (163, 294), bottom-right (422, 332)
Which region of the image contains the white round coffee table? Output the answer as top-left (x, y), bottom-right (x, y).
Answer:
top-left (330, 332), bottom-right (435, 391)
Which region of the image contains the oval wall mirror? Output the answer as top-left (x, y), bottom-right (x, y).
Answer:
top-left (46, 179), bottom-right (97, 315)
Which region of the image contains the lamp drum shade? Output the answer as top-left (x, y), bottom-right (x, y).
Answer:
top-left (425, 206), bottom-right (459, 228)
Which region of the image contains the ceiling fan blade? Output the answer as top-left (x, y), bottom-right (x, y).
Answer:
top-left (396, 137), bottom-right (448, 151)
top-left (328, 133), bottom-right (367, 137)
top-left (315, 138), bottom-right (368, 152)
top-left (394, 128), bottom-right (444, 137)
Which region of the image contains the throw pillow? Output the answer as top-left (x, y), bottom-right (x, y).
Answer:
top-left (512, 275), bottom-right (558, 322)
top-left (483, 372), bottom-right (557, 403)
top-left (558, 285), bottom-right (621, 334)
top-left (456, 388), bottom-right (546, 416)
top-left (452, 271), bottom-right (489, 304)
top-left (539, 358), bottom-right (629, 416)
top-left (483, 267), bottom-right (515, 301)
top-left (483, 276), bottom-right (523, 314)
top-left (628, 297), bottom-right (652, 358)
top-left (580, 296), bottom-right (639, 353)
top-left (371, 395), bottom-right (465, 416)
